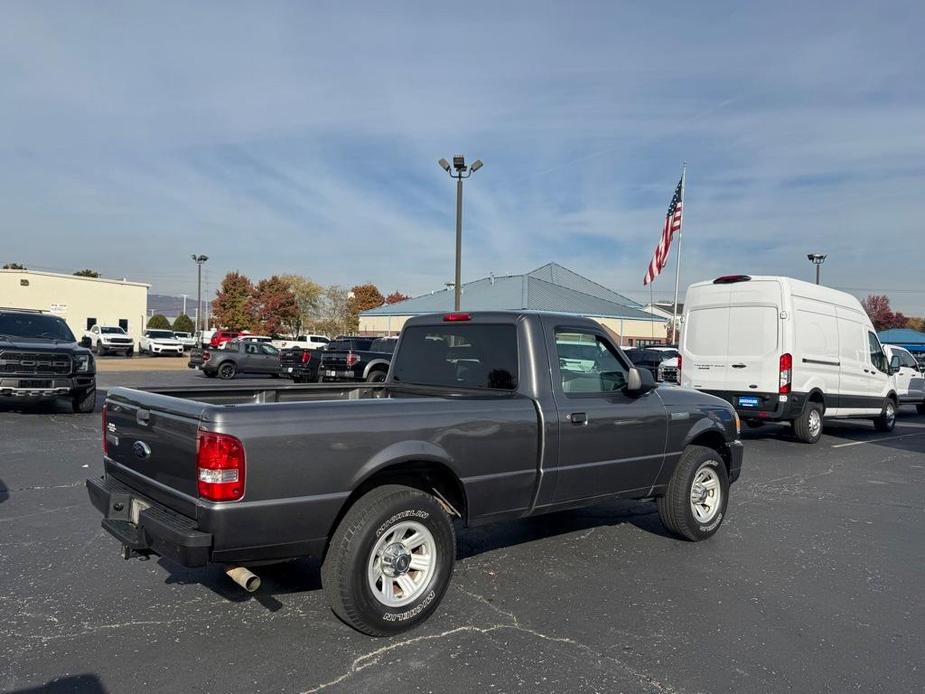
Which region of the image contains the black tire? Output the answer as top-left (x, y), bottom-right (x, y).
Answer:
top-left (657, 445), bottom-right (730, 542)
top-left (917, 403), bottom-right (925, 415)
top-left (71, 387), bottom-right (96, 414)
top-left (874, 398), bottom-right (897, 432)
top-left (126, 348), bottom-right (134, 358)
top-left (96, 341), bottom-right (106, 356)
top-left (366, 369), bottom-right (387, 383)
top-left (321, 484), bottom-right (455, 636)
top-left (792, 402), bottom-right (824, 444)
top-left (217, 362), bottom-right (237, 380)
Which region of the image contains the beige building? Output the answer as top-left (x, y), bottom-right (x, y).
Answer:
top-left (0, 269), bottom-right (149, 342)
top-left (359, 263), bottom-right (668, 346)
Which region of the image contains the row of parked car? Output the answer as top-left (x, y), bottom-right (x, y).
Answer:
top-left (186, 334), bottom-right (398, 382)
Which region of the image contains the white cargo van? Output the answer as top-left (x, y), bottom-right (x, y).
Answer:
top-left (680, 275), bottom-right (899, 443)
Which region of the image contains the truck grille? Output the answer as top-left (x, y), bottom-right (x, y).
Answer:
top-left (0, 351), bottom-right (72, 376)
top-left (105, 338), bottom-right (133, 345)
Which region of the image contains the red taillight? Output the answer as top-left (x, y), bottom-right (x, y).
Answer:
top-left (779, 353), bottom-right (793, 394)
top-left (677, 354), bottom-right (683, 379)
top-left (197, 431), bottom-right (246, 502)
top-left (202, 350), bottom-right (211, 362)
top-left (102, 403), bottom-right (109, 456)
top-left (346, 352), bottom-right (359, 368)
top-left (443, 312), bottom-right (471, 321)
top-left (300, 350), bottom-right (311, 364)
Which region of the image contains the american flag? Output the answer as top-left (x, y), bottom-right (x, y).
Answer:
top-left (643, 176), bottom-right (684, 286)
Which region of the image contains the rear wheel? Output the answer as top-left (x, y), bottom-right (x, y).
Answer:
top-left (71, 387), bottom-right (96, 414)
top-left (657, 445), bottom-right (729, 542)
top-left (792, 402), bottom-right (823, 444)
top-left (366, 369), bottom-right (387, 383)
top-left (321, 484), bottom-right (455, 636)
top-left (874, 398), bottom-right (897, 432)
top-left (217, 362), bottom-right (237, 379)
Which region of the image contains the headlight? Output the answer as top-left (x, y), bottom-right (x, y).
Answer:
top-left (75, 354), bottom-right (91, 373)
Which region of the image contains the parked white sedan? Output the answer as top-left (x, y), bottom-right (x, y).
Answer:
top-left (139, 330), bottom-right (184, 356)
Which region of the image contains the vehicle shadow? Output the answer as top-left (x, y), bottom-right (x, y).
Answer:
top-left (0, 478), bottom-right (8, 504)
top-left (6, 673), bottom-right (107, 693)
top-left (156, 498), bottom-right (669, 610)
top-left (0, 390), bottom-right (106, 415)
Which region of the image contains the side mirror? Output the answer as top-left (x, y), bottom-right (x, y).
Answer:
top-left (626, 366), bottom-right (657, 396)
top-left (889, 355), bottom-right (901, 374)
top-left (80, 336), bottom-right (92, 348)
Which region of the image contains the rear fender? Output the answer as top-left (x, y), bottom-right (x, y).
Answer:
top-left (363, 359), bottom-right (391, 379)
top-left (350, 440), bottom-right (457, 490)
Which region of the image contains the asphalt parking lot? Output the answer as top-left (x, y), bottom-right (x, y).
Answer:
top-left (1, 372), bottom-right (923, 693)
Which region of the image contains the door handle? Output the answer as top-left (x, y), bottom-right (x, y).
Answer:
top-left (569, 412), bottom-right (587, 425)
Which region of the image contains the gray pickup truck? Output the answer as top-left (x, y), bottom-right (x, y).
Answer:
top-left (87, 311), bottom-right (743, 635)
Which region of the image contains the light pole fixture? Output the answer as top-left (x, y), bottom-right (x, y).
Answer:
top-left (191, 254), bottom-right (209, 333)
top-left (807, 253), bottom-right (826, 285)
top-left (438, 154), bottom-right (483, 311)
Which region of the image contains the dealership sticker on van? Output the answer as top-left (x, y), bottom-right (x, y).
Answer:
top-left (738, 396), bottom-right (759, 408)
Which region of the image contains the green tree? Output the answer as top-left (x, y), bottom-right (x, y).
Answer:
top-left (212, 271), bottom-right (255, 330)
top-left (249, 275), bottom-right (299, 335)
top-left (74, 269), bottom-right (102, 278)
top-left (3, 262), bottom-right (27, 270)
top-left (279, 273), bottom-right (324, 335)
top-left (172, 313), bottom-right (195, 333)
top-left (147, 314), bottom-right (171, 329)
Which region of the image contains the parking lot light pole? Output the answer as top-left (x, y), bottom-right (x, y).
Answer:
top-left (439, 156), bottom-right (483, 311)
top-left (191, 254), bottom-right (208, 333)
top-left (807, 253), bottom-right (826, 285)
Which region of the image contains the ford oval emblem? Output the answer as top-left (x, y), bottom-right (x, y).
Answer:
top-left (133, 441), bottom-right (152, 460)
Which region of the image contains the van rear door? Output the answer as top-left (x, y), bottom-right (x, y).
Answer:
top-left (683, 303), bottom-right (731, 390)
top-left (723, 280), bottom-right (782, 395)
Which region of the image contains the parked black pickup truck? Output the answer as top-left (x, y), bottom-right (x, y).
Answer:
top-left (318, 336), bottom-right (397, 383)
top-left (1, 307), bottom-right (97, 412)
top-left (87, 311), bottom-right (743, 636)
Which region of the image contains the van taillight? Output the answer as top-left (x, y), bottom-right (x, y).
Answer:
top-left (346, 352), bottom-right (359, 368)
top-left (197, 431), bottom-right (246, 502)
top-left (102, 403), bottom-right (109, 456)
top-left (779, 353), bottom-right (793, 394)
top-left (300, 350), bottom-right (311, 364)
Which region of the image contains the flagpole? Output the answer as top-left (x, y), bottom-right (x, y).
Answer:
top-left (670, 162), bottom-right (687, 344)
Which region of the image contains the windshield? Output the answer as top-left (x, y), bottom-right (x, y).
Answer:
top-left (392, 324), bottom-right (518, 390)
top-left (0, 313), bottom-right (76, 342)
top-left (100, 327), bottom-right (126, 334)
top-left (147, 330), bottom-right (175, 339)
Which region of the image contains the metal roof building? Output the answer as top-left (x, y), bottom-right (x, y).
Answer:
top-left (878, 328), bottom-right (925, 354)
top-left (359, 263), bottom-right (668, 346)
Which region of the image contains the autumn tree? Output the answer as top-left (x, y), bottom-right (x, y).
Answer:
top-left (279, 273), bottom-right (324, 335)
top-left (860, 295), bottom-right (908, 331)
top-left (385, 291), bottom-right (410, 304)
top-left (906, 317), bottom-right (925, 332)
top-left (74, 269), bottom-right (101, 278)
top-left (147, 314), bottom-right (171, 329)
top-left (212, 272), bottom-right (255, 330)
top-left (172, 314), bottom-right (195, 333)
top-left (3, 262), bottom-right (26, 270)
top-left (249, 275), bottom-right (299, 335)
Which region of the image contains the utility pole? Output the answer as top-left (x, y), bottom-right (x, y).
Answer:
top-left (191, 255), bottom-right (208, 332)
top-left (438, 156), bottom-right (484, 311)
top-left (807, 253), bottom-right (826, 285)
top-left (181, 294), bottom-right (188, 316)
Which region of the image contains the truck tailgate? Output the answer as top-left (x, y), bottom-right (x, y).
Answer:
top-left (105, 387), bottom-right (204, 512)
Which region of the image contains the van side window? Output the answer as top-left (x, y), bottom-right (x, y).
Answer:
top-left (867, 332), bottom-right (888, 373)
top-left (555, 330), bottom-right (629, 394)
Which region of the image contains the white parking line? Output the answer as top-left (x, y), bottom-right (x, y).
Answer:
top-left (832, 432), bottom-right (925, 448)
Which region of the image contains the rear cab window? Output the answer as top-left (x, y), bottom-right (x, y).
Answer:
top-left (391, 325), bottom-right (518, 390)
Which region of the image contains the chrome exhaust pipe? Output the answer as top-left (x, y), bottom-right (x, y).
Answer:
top-left (226, 566), bottom-right (261, 593)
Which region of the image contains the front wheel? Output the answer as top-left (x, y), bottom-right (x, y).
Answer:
top-left (321, 484), bottom-right (455, 636)
top-left (71, 388), bottom-right (96, 414)
top-left (657, 445), bottom-right (730, 542)
top-left (874, 398), bottom-right (897, 432)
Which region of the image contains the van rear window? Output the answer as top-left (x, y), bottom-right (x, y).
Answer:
top-left (392, 325), bottom-right (518, 390)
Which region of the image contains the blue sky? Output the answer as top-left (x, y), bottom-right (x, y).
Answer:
top-left (1, 1), bottom-right (924, 312)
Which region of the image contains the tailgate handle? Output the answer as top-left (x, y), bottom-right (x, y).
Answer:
top-left (136, 409), bottom-right (151, 425)
top-left (731, 363), bottom-right (747, 368)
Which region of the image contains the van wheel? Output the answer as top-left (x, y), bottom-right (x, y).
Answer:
top-left (656, 445), bottom-right (729, 542)
top-left (321, 484), bottom-right (455, 636)
top-left (874, 398), bottom-right (897, 432)
top-left (792, 402), bottom-right (823, 444)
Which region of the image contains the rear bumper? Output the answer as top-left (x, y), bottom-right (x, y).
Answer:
top-left (87, 475), bottom-right (212, 567)
top-left (0, 376), bottom-right (94, 399)
top-left (704, 390), bottom-right (806, 422)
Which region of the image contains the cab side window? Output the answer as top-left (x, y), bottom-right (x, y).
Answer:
top-left (556, 330), bottom-right (629, 394)
top-left (868, 332), bottom-right (888, 373)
